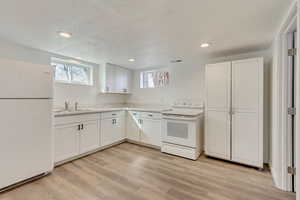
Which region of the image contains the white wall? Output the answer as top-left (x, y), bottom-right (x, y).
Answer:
top-left (128, 58), bottom-right (205, 105)
top-left (0, 39), bottom-right (127, 107)
top-left (128, 50), bottom-right (271, 105)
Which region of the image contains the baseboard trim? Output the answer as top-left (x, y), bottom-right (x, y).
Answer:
top-left (55, 139), bottom-right (126, 167)
top-left (125, 139), bottom-right (161, 150)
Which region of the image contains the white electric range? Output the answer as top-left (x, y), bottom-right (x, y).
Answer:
top-left (161, 105), bottom-right (204, 160)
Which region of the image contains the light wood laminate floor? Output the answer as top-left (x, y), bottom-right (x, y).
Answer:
top-left (0, 143), bottom-right (295, 200)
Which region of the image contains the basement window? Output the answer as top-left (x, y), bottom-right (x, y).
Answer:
top-left (51, 58), bottom-right (93, 86)
top-left (140, 70), bottom-right (169, 88)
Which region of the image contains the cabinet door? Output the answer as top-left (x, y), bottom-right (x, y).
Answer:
top-left (101, 117), bottom-right (125, 147)
top-left (126, 112), bottom-right (140, 142)
top-left (205, 62), bottom-right (231, 110)
top-left (124, 69), bottom-right (131, 93)
top-left (141, 119), bottom-right (161, 147)
top-left (205, 110), bottom-right (231, 159)
top-left (54, 124), bottom-right (79, 163)
top-left (113, 117), bottom-right (125, 142)
top-left (205, 62), bottom-right (231, 160)
top-left (105, 65), bottom-right (116, 93)
top-left (115, 67), bottom-right (131, 93)
top-left (79, 120), bottom-right (100, 154)
top-left (101, 118), bottom-right (115, 147)
top-left (116, 67), bottom-right (126, 93)
top-left (231, 58), bottom-right (263, 167)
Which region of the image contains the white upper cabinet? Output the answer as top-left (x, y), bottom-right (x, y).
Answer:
top-left (103, 63), bottom-right (132, 94)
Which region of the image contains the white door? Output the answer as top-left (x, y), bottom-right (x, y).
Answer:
top-left (54, 124), bottom-right (79, 163)
top-left (79, 120), bottom-right (99, 154)
top-left (205, 62), bottom-right (231, 159)
top-left (101, 118), bottom-right (115, 146)
top-left (231, 58), bottom-right (263, 167)
top-left (141, 119), bottom-right (161, 146)
top-left (126, 112), bottom-right (141, 142)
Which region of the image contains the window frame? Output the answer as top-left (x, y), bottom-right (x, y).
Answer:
top-left (140, 70), bottom-right (155, 89)
top-left (140, 70), bottom-right (169, 89)
top-left (52, 60), bottom-right (94, 86)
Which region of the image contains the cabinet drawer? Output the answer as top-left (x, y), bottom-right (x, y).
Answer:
top-left (140, 112), bottom-right (161, 120)
top-left (101, 111), bottom-right (124, 119)
top-left (54, 113), bottom-right (100, 126)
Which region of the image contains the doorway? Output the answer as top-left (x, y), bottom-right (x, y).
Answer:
top-left (287, 30), bottom-right (297, 192)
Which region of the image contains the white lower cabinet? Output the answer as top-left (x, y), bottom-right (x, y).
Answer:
top-left (54, 124), bottom-right (79, 163)
top-left (54, 110), bottom-right (162, 164)
top-left (205, 110), bottom-right (231, 160)
top-left (126, 111), bottom-right (141, 142)
top-left (140, 119), bottom-right (161, 146)
top-left (101, 111), bottom-right (125, 147)
top-left (79, 120), bottom-right (100, 154)
top-left (231, 112), bottom-right (260, 166)
top-left (54, 114), bottom-right (100, 164)
top-left (126, 111), bottom-right (162, 147)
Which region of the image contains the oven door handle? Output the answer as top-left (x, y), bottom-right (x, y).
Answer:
top-left (162, 115), bottom-right (200, 121)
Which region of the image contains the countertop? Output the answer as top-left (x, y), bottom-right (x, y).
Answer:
top-left (54, 106), bottom-right (172, 117)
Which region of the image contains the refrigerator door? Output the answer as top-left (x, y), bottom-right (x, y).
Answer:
top-left (0, 58), bottom-right (53, 99)
top-left (0, 99), bottom-right (53, 189)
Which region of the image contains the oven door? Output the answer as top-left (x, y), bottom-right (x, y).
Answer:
top-left (162, 115), bottom-right (197, 148)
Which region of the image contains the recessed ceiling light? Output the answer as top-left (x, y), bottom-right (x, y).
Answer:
top-left (200, 43), bottom-right (211, 48)
top-left (58, 31), bottom-right (72, 38)
top-left (128, 58), bottom-right (135, 62)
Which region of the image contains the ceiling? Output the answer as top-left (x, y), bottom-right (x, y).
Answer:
top-left (0, 0), bottom-right (293, 69)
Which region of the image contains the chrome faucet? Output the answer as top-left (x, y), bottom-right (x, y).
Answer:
top-left (64, 101), bottom-right (70, 111)
top-left (75, 102), bottom-right (79, 111)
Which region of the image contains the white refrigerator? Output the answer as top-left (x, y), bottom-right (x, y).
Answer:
top-left (0, 58), bottom-right (53, 190)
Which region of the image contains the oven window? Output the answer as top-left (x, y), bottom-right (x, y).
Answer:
top-left (167, 122), bottom-right (188, 139)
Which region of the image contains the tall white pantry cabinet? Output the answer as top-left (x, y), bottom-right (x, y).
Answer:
top-left (205, 57), bottom-right (264, 168)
